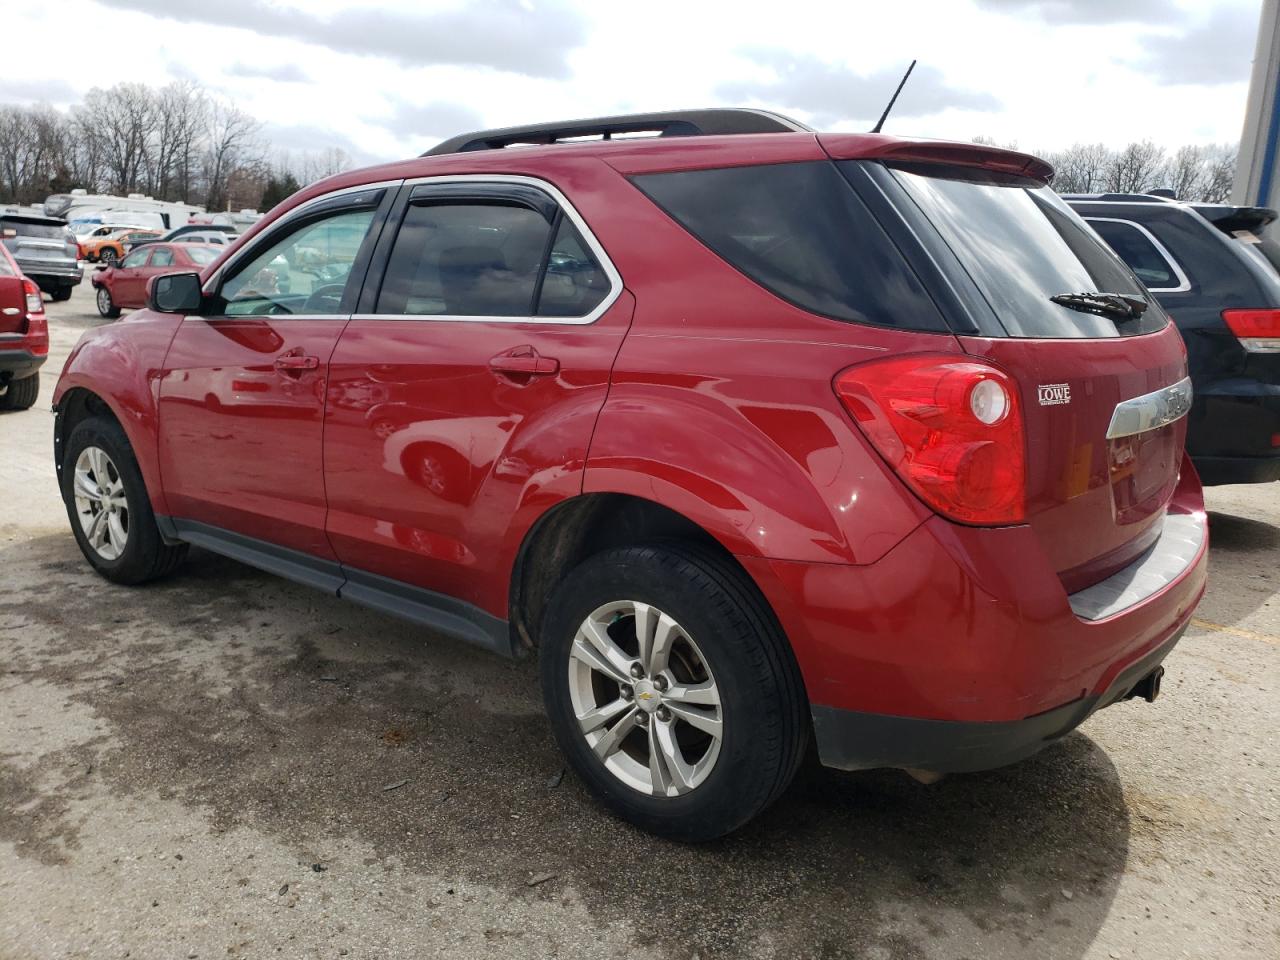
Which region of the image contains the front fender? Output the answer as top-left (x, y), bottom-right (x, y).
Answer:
top-left (53, 310), bottom-right (184, 513)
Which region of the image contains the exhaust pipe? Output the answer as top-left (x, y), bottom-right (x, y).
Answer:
top-left (1124, 665), bottom-right (1164, 703)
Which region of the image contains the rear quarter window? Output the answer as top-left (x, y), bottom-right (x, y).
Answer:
top-left (631, 161), bottom-right (947, 331)
top-left (1085, 218), bottom-right (1187, 292)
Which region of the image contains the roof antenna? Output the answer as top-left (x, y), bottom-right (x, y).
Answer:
top-left (871, 60), bottom-right (917, 134)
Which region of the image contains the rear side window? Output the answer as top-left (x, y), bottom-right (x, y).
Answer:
top-left (887, 164), bottom-right (1167, 338)
top-left (0, 255), bottom-right (13, 277)
top-left (149, 247), bottom-right (175, 267)
top-left (632, 162), bottom-right (946, 331)
top-left (538, 217), bottom-right (611, 317)
top-left (1085, 218), bottom-right (1186, 291)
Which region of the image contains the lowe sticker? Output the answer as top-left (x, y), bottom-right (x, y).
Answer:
top-left (1037, 383), bottom-right (1071, 406)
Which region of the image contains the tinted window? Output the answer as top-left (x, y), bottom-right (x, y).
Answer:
top-left (887, 164), bottom-right (1166, 338)
top-left (376, 202), bottom-right (551, 316)
top-left (2, 219), bottom-right (69, 240)
top-left (185, 246), bottom-right (218, 266)
top-left (537, 218), bottom-right (610, 317)
top-left (1086, 219), bottom-right (1183, 290)
top-left (219, 208), bottom-right (374, 316)
top-left (149, 247), bottom-right (175, 267)
top-left (122, 248), bottom-right (150, 268)
top-left (632, 161), bottom-right (945, 330)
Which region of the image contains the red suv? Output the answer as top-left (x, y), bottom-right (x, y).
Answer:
top-left (53, 110), bottom-right (1208, 840)
top-left (0, 241), bottom-right (48, 410)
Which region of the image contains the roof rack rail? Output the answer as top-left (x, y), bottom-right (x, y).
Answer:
top-left (422, 108), bottom-right (813, 157)
top-left (1061, 192), bottom-right (1178, 204)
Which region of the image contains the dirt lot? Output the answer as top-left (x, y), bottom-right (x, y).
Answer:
top-left (1, 283), bottom-right (1277, 960)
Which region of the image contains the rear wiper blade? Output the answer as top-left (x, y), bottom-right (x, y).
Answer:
top-left (1049, 291), bottom-right (1149, 320)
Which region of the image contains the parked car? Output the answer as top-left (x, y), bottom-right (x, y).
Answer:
top-left (0, 241), bottom-right (48, 410)
top-left (53, 110), bottom-right (1208, 840)
top-left (1, 212), bottom-right (81, 300)
top-left (80, 227), bottom-right (163, 264)
top-left (128, 223), bottom-right (240, 251)
top-left (90, 242), bottom-right (219, 318)
top-left (1066, 193), bottom-right (1280, 485)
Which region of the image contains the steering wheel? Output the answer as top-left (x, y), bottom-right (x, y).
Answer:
top-left (302, 283), bottom-right (347, 314)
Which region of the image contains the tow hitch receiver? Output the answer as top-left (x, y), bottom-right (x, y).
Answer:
top-left (1125, 666), bottom-right (1164, 703)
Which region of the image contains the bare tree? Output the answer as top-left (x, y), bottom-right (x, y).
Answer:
top-left (1201, 145), bottom-right (1237, 203)
top-left (82, 83), bottom-right (158, 194)
top-left (203, 101), bottom-right (263, 211)
top-left (1105, 140), bottom-right (1167, 194)
top-left (1045, 143), bottom-right (1111, 194)
top-left (150, 81), bottom-right (207, 202)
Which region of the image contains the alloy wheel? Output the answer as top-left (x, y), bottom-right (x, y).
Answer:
top-left (72, 446), bottom-right (129, 561)
top-left (567, 600), bottom-right (723, 797)
top-left (96, 287), bottom-right (113, 315)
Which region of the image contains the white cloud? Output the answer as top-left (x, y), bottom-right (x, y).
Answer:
top-left (1, 0), bottom-right (1260, 166)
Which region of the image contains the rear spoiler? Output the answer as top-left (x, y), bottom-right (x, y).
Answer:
top-left (1192, 204), bottom-right (1277, 236)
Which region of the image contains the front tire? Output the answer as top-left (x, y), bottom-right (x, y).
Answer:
top-left (100, 248), bottom-right (118, 266)
top-left (0, 373), bottom-right (39, 410)
top-left (540, 543), bottom-right (808, 841)
top-left (96, 285), bottom-right (121, 319)
top-left (61, 415), bottom-right (187, 584)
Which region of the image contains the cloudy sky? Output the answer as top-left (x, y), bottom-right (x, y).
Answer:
top-left (1, 0), bottom-right (1259, 165)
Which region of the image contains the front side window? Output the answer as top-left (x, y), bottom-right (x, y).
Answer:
top-left (1086, 218), bottom-right (1185, 291)
top-left (376, 201), bottom-right (552, 317)
top-left (218, 208), bottom-right (375, 316)
top-left (122, 248), bottom-right (149, 269)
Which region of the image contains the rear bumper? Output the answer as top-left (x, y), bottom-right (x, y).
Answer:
top-left (743, 458), bottom-right (1207, 772)
top-left (812, 626), bottom-right (1183, 772)
top-left (1187, 382), bottom-right (1280, 482)
top-left (0, 347), bottom-right (46, 381)
top-left (20, 261), bottom-right (82, 288)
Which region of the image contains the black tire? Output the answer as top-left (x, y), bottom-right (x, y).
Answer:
top-left (540, 543), bottom-right (808, 841)
top-left (0, 373), bottom-right (39, 411)
top-left (50, 287), bottom-right (73, 302)
top-left (96, 285), bottom-right (121, 319)
top-left (60, 415), bottom-right (187, 584)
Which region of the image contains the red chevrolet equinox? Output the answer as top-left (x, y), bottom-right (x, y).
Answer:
top-left (53, 110), bottom-right (1208, 840)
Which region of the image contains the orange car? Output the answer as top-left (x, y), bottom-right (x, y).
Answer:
top-left (79, 228), bottom-right (162, 265)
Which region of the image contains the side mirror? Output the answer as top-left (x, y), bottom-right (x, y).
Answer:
top-left (149, 272), bottom-right (203, 314)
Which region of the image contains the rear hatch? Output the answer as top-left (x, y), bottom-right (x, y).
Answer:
top-left (1, 216), bottom-right (77, 268)
top-left (871, 160), bottom-right (1188, 590)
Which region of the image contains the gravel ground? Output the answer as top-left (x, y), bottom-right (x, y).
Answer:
top-left (1, 283), bottom-right (1277, 960)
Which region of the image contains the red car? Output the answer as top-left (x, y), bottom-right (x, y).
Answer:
top-left (90, 242), bottom-right (220, 318)
top-left (0, 241), bottom-right (48, 410)
top-left (52, 110), bottom-right (1208, 840)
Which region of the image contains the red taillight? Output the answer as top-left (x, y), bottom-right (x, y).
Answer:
top-left (834, 354), bottom-right (1026, 525)
top-left (22, 278), bottom-right (43, 316)
top-left (1223, 309), bottom-right (1280, 352)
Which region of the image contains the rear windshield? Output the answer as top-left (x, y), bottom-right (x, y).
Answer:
top-left (1, 218), bottom-right (70, 240)
top-left (631, 161), bottom-right (947, 331)
top-left (887, 164), bottom-right (1168, 338)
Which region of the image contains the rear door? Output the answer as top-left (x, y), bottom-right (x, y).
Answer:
top-left (157, 186), bottom-right (391, 559)
top-left (323, 177), bottom-right (630, 612)
top-left (863, 162), bottom-right (1188, 589)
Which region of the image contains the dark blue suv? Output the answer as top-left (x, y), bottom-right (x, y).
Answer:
top-left (1067, 194), bottom-right (1280, 485)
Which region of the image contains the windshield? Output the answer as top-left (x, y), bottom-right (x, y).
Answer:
top-left (885, 164), bottom-right (1168, 338)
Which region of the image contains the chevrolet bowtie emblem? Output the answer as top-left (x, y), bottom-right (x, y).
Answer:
top-left (638, 692), bottom-right (654, 700)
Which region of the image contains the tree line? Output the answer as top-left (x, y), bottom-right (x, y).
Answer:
top-left (0, 81), bottom-right (351, 214)
top-left (975, 137), bottom-right (1236, 201)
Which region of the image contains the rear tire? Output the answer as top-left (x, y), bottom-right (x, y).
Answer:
top-left (61, 415), bottom-right (187, 584)
top-left (0, 373), bottom-right (39, 411)
top-left (96, 285), bottom-right (121, 319)
top-left (539, 543), bottom-right (808, 841)
top-left (50, 287), bottom-right (73, 302)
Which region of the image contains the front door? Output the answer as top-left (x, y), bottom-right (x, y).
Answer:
top-left (323, 179), bottom-right (631, 614)
top-left (157, 189), bottom-right (389, 558)
top-left (111, 246), bottom-right (153, 307)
